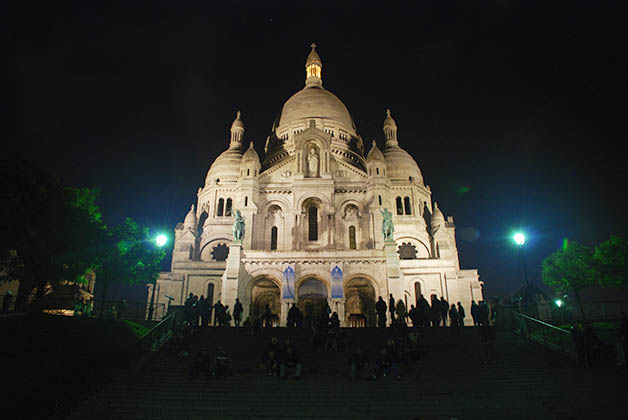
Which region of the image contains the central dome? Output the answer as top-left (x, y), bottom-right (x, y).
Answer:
top-left (277, 86), bottom-right (355, 131)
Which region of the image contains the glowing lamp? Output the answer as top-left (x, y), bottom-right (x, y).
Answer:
top-left (513, 233), bottom-right (526, 246)
top-left (555, 299), bottom-right (564, 308)
top-left (155, 234), bottom-right (168, 247)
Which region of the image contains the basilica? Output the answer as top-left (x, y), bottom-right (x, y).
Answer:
top-left (149, 44), bottom-right (483, 326)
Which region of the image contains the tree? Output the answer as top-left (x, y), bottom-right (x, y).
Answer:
top-left (594, 235), bottom-right (628, 288)
top-left (94, 218), bottom-right (166, 317)
top-left (541, 241), bottom-right (598, 320)
top-left (0, 159), bottom-right (104, 311)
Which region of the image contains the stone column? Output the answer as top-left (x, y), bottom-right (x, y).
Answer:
top-left (222, 244), bottom-right (242, 310)
top-left (331, 298), bottom-right (346, 327)
top-left (383, 239), bottom-right (403, 305)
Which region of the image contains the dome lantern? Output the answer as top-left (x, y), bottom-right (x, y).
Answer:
top-left (230, 110), bottom-right (245, 149)
top-left (383, 109), bottom-right (398, 147)
top-left (305, 43), bottom-right (323, 88)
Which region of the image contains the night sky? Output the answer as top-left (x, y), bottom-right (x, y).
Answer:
top-left (6, 1), bottom-right (627, 301)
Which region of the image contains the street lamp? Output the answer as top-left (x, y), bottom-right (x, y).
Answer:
top-left (147, 233), bottom-right (168, 321)
top-left (513, 232), bottom-right (528, 285)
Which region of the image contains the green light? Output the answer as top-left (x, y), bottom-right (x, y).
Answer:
top-left (555, 299), bottom-right (563, 308)
top-left (155, 234), bottom-right (168, 247)
top-left (513, 232), bottom-right (525, 246)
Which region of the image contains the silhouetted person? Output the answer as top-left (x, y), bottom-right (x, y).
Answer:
top-left (479, 322), bottom-right (496, 364)
top-left (417, 294), bottom-right (430, 328)
top-left (330, 312), bottom-right (340, 330)
top-left (389, 294), bottom-right (396, 325)
top-left (376, 296), bottom-right (387, 328)
top-left (233, 298), bottom-right (243, 327)
top-left (242, 317), bottom-right (252, 334)
top-left (199, 296), bottom-right (211, 327)
top-left (184, 293), bottom-right (194, 322)
top-left (213, 346), bottom-right (233, 378)
top-left (194, 296), bottom-right (205, 326)
top-left (375, 347), bottom-right (399, 380)
top-left (213, 300), bottom-right (224, 326)
top-left (408, 304), bottom-right (418, 328)
top-left (457, 302), bottom-right (466, 327)
top-left (440, 297), bottom-right (449, 326)
top-left (261, 337), bottom-right (280, 375)
top-left (189, 347), bottom-right (212, 378)
top-left (263, 304), bottom-right (273, 327)
top-left (395, 300), bottom-right (407, 326)
top-left (279, 346), bottom-right (302, 379)
top-left (571, 323), bottom-right (587, 367)
top-left (2, 291), bottom-right (13, 313)
top-left (470, 301), bottom-right (479, 326)
top-left (348, 347), bottom-right (371, 380)
top-left (430, 296), bottom-right (441, 327)
top-left (477, 301), bottom-right (489, 327)
top-left (449, 304), bottom-right (459, 332)
top-left (287, 303), bottom-right (299, 328)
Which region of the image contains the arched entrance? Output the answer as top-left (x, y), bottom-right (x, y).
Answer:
top-left (344, 277), bottom-right (376, 327)
top-left (250, 277), bottom-right (280, 326)
top-left (297, 278), bottom-right (328, 317)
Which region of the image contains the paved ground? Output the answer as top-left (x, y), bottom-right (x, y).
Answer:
top-left (61, 326), bottom-right (627, 420)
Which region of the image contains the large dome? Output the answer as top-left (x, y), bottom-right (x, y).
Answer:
top-left (276, 86), bottom-right (355, 132)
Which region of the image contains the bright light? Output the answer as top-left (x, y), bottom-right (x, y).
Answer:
top-left (155, 234), bottom-right (168, 247)
top-left (555, 299), bottom-right (564, 308)
top-left (513, 232), bottom-right (526, 246)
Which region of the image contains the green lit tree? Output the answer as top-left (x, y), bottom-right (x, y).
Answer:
top-left (94, 218), bottom-right (166, 317)
top-left (594, 235), bottom-right (628, 288)
top-left (0, 159), bottom-right (103, 311)
top-left (541, 241), bottom-right (598, 320)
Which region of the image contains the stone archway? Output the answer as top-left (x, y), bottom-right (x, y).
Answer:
top-left (250, 277), bottom-right (280, 325)
top-left (344, 277), bottom-right (376, 327)
top-left (297, 278), bottom-right (328, 317)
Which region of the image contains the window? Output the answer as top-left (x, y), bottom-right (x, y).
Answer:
top-left (247, 168), bottom-right (250, 176)
top-left (244, 196), bottom-right (248, 207)
top-left (414, 282), bottom-right (422, 306)
top-left (396, 197), bottom-right (403, 215)
top-left (404, 196), bottom-right (412, 215)
top-left (270, 226), bottom-right (278, 250)
top-left (225, 198), bottom-right (232, 216)
top-left (378, 195), bottom-right (382, 206)
top-left (349, 226), bottom-right (357, 250)
top-left (308, 207), bottom-right (318, 241)
top-left (217, 198), bottom-right (224, 217)
top-left (376, 167), bottom-right (379, 175)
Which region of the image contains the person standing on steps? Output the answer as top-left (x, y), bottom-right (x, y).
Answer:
top-left (449, 304), bottom-right (459, 332)
top-left (389, 294), bottom-right (396, 326)
top-left (376, 296), bottom-right (387, 328)
top-left (440, 297), bottom-right (449, 326)
top-left (470, 301), bottom-right (479, 326)
top-left (233, 298), bottom-right (243, 327)
top-left (457, 302), bottom-right (466, 327)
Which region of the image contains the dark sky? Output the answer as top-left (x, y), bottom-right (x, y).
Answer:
top-left (6, 1), bottom-right (627, 300)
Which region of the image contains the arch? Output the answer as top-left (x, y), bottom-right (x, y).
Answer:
top-left (349, 225), bottom-right (357, 250)
top-left (396, 197), bottom-right (403, 215)
top-left (404, 196), bottom-right (412, 215)
top-left (249, 276), bottom-right (281, 325)
top-left (396, 236), bottom-right (431, 258)
top-left (270, 226), bottom-right (278, 250)
top-left (296, 192), bottom-right (330, 210)
top-left (344, 276), bottom-right (377, 327)
top-left (217, 198), bottom-right (224, 217)
top-left (296, 277), bottom-right (329, 317)
top-left (225, 198), bottom-right (233, 217)
top-left (199, 238), bottom-right (231, 261)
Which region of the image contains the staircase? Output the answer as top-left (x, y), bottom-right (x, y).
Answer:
top-left (61, 326), bottom-right (625, 420)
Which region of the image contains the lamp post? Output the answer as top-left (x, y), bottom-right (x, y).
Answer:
top-left (147, 234), bottom-right (168, 321)
top-left (513, 232), bottom-right (528, 285)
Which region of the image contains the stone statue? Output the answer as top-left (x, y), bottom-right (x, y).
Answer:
top-left (307, 147), bottom-right (319, 177)
top-left (232, 210), bottom-right (245, 242)
top-left (380, 208), bottom-right (394, 241)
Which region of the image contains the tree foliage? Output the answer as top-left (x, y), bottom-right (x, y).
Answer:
top-left (542, 242), bottom-right (598, 294)
top-left (594, 235), bottom-right (628, 288)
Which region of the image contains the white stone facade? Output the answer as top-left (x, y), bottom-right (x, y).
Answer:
top-left (149, 45), bottom-right (483, 325)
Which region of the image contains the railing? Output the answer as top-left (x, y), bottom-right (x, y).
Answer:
top-left (93, 301), bottom-right (166, 320)
top-left (512, 311), bottom-right (576, 358)
top-left (136, 312), bottom-right (177, 354)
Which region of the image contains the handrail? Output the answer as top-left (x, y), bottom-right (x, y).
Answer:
top-left (138, 312), bottom-right (175, 341)
top-left (512, 311), bottom-right (571, 334)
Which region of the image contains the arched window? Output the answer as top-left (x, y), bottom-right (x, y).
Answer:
top-left (404, 196), bottom-right (412, 215)
top-left (244, 196), bottom-right (248, 207)
top-left (376, 167), bottom-right (380, 175)
top-left (217, 198), bottom-right (224, 216)
top-left (225, 198), bottom-right (233, 216)
top-left (396, 197), bottom-right (403, 215)
top-left (270, 226), bottom-right (278, 250)
top-left (308, 207), bottom-right (318, 241)
top-left (378, 195), bottom-right (382, 206)
top-left (349, 226), bottom-right (357, 250)
top-left (414, 282), bottom-right (421, 306)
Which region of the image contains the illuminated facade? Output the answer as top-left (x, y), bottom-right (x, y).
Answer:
top-left (149, 44), bottom-right (483, 325)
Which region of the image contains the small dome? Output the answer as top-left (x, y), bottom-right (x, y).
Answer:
top-left (205, 147), bottom-right (243, 185)
top-left (231, 110), bottom-right (244, 130)
top-left (367, 140), bottom-right (385, 161)
top-left (183, 205), bottom-right (197, 230)
top-left (431, 202), bottom-right (445, 228)
top-left (383, 145), bottom-right (423, 183)
top-left (243, 141), bottom-right (260, 163)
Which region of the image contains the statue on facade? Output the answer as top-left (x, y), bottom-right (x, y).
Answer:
top-left (380, 208), bottom-right (394, 241)
top-left (232, 210), bottom-right (245, 243)
top-left (307, 147), bottom-right (319, 177)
